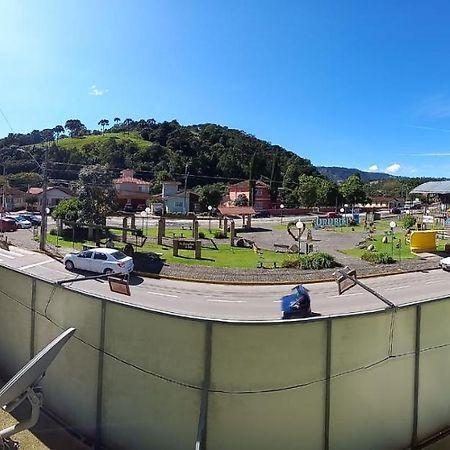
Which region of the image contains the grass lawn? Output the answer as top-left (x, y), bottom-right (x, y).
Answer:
top-left (58, 132), bottom-right (149, 151)
top-left (331, 219), bottom-right (394, 233)
top-left (342, 232), bottom-right (416, 260)
top-left (47, 233), bottom-right (286, 269)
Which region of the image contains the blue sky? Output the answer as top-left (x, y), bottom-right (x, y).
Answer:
top-left (1, 1), bottom-right (450, 177)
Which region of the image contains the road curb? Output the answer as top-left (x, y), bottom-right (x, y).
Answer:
top-left (134, 265), bottom-right (441, 286)
top-left (32, 247), bottom-right (441, 286)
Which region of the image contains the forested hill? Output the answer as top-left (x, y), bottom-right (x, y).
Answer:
top-left (318, 166), bottom-right (394, 183)
top-left (0, 119), bottom-right (319, 196)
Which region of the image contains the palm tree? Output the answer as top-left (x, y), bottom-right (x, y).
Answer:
top-left (53, 125), bottom-right (64, 142)
top-left (123, 118), bottom-right (133, 134)
top-left (98, 119), bottom-right (109, 135)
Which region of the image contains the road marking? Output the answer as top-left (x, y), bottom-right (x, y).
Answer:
top-left (273, 300), bottom-right (282, 303)
top-left (147, 291), bottom-right (179, 298)
top-left (0, 251), bottom-right (16, 259)
top-left (9, 247), bottom-right (34, 255)
top-left (385, 285), bottom-right (409, 291)
top-left (19, 260), bottom-right (54, 270)
top-left (206, 299), bottom-right (245, 303)
top-left (425, 280), bottom-right (442, 285)
top-left (328, 292), bottom-right (364, 298)
top-left (0, 249), bottom-right (25, 257)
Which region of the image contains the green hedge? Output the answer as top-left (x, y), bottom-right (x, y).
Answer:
top-left (402, 216), bottom-right (416, 229)
top-left (281, 252), bottom-right (336, 269)
top-left (361, 251), bottom-right (395, 264)
top-left (213, 230), bottom-right (226, 239)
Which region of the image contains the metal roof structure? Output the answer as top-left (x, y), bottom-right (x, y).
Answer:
top-left (410, 181), bottom-right (450, 195)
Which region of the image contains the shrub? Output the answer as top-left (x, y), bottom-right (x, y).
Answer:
top-left (198, 231), bottom-right (206, 239)
top-left (281, 252), bottom-right (336, 269)
top-left (402, 216), bottom-right (416, 229)
top-left (213, 230), bottom-right (226, 239)
top-left (361, 251), bottom-right (395, 264)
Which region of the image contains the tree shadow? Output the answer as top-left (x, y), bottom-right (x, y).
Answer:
top-left (176, 255), bottom-right (216, 262)
top-left (236, 227), bottom-right (272, 233)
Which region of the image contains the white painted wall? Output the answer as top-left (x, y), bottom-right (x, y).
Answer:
top-left (0, 266), bottom-right (448, 449)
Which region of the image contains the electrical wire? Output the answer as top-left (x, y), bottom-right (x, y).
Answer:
top-left (0, 106), bottom-right (14, 133)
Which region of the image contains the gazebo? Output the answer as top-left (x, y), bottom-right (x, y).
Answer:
top-left (218, 206), bottom-right (256, 230)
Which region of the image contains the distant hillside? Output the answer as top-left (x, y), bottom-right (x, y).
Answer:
top-left (318, 166), bottom-right (394, 183)
top-left (0, 120), bottom-right (320, 198)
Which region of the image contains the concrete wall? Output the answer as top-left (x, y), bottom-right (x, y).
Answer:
top-left (0, 265), bottom-right (449, 449)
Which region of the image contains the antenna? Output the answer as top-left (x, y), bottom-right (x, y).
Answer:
top-left (0, 327), bottom-right (76, 447)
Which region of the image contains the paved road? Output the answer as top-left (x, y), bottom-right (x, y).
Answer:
top-left (0, 245), bottom-right (449, 321)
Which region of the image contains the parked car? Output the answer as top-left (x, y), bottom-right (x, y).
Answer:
top-left (136, 204), bottom-right (147, 212)
top-left (253, 211), bottom-right (271, 218)
top-left (5, 216), bottom-right (32, 229)
top-left (390, 208), bottom-right (402, 214)
top-left (326, 212), bottom-right (342, 218)
top-left (63, 248), bottom-right (134, 274)
top-left (123, 202), bottom-right (135, 213)
top-left (0, 218), bottom-right (18, 232)
top-left (440, 257), bottom-right (450, 271)
top-left (19, 214), bottom-right (41, 226)
top-left (281, 285), bottom-right (312, 319)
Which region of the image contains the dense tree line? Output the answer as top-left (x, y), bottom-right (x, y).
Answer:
top-left (0, 119), bottom-right (321, 201)
top-left (0, 118), bottom-right (438, 209)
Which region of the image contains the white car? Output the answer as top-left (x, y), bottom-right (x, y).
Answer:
top-left (440, 257), bottom-right (450, 271)
top-left (63, 248), bottom-right (134, 274)
top-left (6, 216), bottom-right (32, 229)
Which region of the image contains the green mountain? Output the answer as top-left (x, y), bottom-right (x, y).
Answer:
top-left (318, 166), bottom-right (394, 183)
top-left (0, 120), bottom-right (320, 197)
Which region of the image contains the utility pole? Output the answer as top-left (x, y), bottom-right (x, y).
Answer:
top-left (1, 165), bottom-right (5, 216)
top-left (39, 143), bottom-right (49, 251)
top-left (183, 162), bottom-right (189, 215)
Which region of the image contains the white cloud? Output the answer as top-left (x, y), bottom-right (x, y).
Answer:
top-left (415, 94), bottom-right (450, 119)
top-left (412, 152), bottom-right (450, 156)
top-left (368, 164), bottom-right (378, 172)
top-left (89, 84), bottom-right (108, 96)
top-left (385, 163), bottom-right (401, 174)
top-left (408, 124), bottom-right (450, 133)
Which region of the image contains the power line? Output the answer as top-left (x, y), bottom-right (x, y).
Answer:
top-left (0, 106), bottom-right (15, 133)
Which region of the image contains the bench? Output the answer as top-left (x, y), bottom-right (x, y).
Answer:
top-left (273, 243), bottom-right (290, 253)
top-left (257, 261), bottom-right (279, 269)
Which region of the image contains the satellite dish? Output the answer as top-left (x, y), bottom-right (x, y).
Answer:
top-left (0, 327), bottom-right (75, 444)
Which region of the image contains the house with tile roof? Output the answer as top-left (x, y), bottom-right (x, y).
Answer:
top-left (27, 186), bottom-right (74, 208)
top-left (113, 169), bottom-right (152, 209)
top-left (223, 180), bottom-right (272, 210)
top-left (160, 181), bottom-right (199, 214)
top-left (1, 186), bottom-right (28, 211)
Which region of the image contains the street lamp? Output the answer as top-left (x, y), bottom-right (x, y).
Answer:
top-left (18, 145), bottom-right (49, 251)
top-left (280, 204), bottom-right (285, 224)
top-left (140, 210), bottom-right (146, 235)
top-left (389, 221), bottom-right (396, 258)
top-left (208, 205), bottom-right (212, 232)
top-left (296, 220), bottom-right (304, 255)
top-left (145, 206), bottom-right (151, 235)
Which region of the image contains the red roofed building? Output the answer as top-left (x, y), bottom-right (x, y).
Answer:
top-left (113, 169), bottom-right (152, 208)
top-left (223, 180), bottom-right (272, 210)
top-left (27, 186), bottom-right (74, 208)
